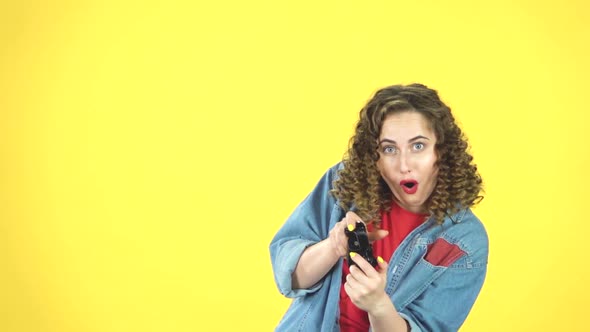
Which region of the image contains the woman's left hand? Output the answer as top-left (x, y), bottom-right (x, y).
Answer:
top-left (344, 253), bottom-right (392, 315)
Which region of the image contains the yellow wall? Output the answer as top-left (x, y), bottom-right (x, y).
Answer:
top-left (1, 0), bottom-right (588, 331)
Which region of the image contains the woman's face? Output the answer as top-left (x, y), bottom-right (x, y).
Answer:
top-left (376, 111), bottom-right (439, 213)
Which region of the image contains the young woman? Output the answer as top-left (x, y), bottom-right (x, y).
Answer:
top-left (270, 84), bottom-right (488, 332)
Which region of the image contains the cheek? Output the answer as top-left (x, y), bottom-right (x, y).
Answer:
top-left (376, 160), bottom-right (395, 184)
top-left (428, 164), bottom-right (439, 185)
top-left (429, 158), bottom-right (439, 174)
top-left (376, 159), bottom-right (385, 176)
top-left (423, 156), bottom-right (439, 182)
top-left (427, 152), bottom-right (438, 171)
top-left (430, 168), bottom-right (439, 184)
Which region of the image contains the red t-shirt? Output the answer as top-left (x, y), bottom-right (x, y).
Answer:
top-left (339, 202), bottom-right (428, 331)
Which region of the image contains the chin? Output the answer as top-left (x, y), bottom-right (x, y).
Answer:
top-left (404, 200), bottom-right (426, 211)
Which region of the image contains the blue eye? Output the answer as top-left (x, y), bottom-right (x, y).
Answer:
top-left (383, 146), bottom-right (397, 154)
top-left (413, 142), bottom-right (425, 150)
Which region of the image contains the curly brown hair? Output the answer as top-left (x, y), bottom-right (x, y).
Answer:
top-left (331, 83), bottom-right (483, 225)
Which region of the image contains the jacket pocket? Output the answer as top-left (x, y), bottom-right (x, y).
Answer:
top-left (391, 247), bottom-right (449, 310)
top-left (424, 238), bottom-right (466, 267)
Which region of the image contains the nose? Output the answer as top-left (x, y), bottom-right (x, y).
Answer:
top-left (399, 151), bottom-right (411, 174)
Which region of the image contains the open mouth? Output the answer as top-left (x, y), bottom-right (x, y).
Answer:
top-left (400, 180), bottom-right (418, 194)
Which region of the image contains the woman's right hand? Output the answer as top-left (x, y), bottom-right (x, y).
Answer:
top-left (328, 211), bottom-right (364, 258)
top-left (292, 211), bottom-right (389, 290)
top-left (292, 212), bottom-right (360, 289)
top-left (291, 211), bottom-right (388, 289)
top-left (328, 211), bottom-right (390, 258)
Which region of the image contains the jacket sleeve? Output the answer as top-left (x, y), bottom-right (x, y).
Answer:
top-left (400, 224), bottom-right (489, 331)
top-left (269, 164), bottom-right (342, 298)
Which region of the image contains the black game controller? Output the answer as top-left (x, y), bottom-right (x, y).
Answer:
top-left (344, 221), bottom-right (378, 268)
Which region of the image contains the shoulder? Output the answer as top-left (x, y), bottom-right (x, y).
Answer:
top-left (445, 209), bottom-right (487, 244)
top-left (313, 162), bottom-right (345, 192)
top-left (326, 161), bottom-right (345, 181)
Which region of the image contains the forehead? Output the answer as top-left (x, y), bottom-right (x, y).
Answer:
top-left (379, 111), bottom-right (435, 139)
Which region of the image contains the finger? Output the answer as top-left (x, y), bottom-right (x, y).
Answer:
top-left (350, 252), bottom-right (379, 278)
top-left (345, 272), bottom-right (356, 285)
top-left (348, 263), bottom-right (369, 283)
top-left (345, 211), bottom-right (361, 220)
top-left (345, 274), bottom-right (362, 294)
top-left (377, 256), bottom-right (388, 274)
top-left (346, 222), bottom-right (356, 232)
top-left (344, 279), bottom-right (356, 297)
top-left (368, 229), bottom-right (389, 243)
top-left (337, 218), bottom-right (354, 236)
top-left (345, 211), bottom-right (364, 228)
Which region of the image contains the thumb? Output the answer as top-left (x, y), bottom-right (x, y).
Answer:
top-left (368, 229), bottom-right (389, 243)
top-left (377, 256), bottom-right (388, 274)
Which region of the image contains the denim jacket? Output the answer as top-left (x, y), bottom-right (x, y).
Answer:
top-left (270, 163), bottom-right (488, 332)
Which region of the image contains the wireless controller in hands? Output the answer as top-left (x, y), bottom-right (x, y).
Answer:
top-left (344, 221), bottom-right (378, 268)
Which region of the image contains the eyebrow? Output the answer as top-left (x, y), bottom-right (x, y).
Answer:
top-left (378, 135), bottom-right (430, 145)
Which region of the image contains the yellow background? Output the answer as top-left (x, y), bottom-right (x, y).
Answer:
top-left (1, 0), bottom-right (588, 331)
